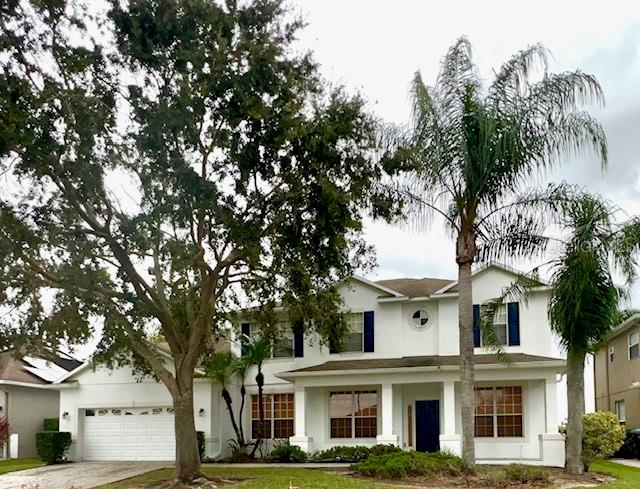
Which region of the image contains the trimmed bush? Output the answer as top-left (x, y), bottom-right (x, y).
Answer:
top-left (197, 431), bottom-right (206, 461)
top-left (265, 442), bottom-right (308, 463)
top-left (352, 451), bottom-right (464, 479)
top-left (614, 429), bottom-right (640, 459)
top-left (43, 418), bottom-right (59, 432)
top-left (36, 431), bottom-right (71, 464)
top-left (311, 444), bottom-right (401, 463)
top-left (582, 411), bottom-right (626, 470)
top-left (503, 464), bottom-right (550, 484)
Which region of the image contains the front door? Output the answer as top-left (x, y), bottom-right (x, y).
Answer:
top-left (415, 400), bottom-right (440, 452)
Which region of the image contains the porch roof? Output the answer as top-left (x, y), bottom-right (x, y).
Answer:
top-left (281, 353), bottom-right (564, 377)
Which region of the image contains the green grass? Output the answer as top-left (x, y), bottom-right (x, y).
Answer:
top-left (96, 466), bottom-right (403, 489)
top-left (591, 460), bottom-right (640, 488)
top-left (0, 458), bottom-right (44, 475)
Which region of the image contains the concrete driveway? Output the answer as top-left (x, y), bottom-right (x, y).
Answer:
top-left (0, 461), bottom-right (168, 489)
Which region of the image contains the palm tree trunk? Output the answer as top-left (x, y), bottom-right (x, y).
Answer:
top-left (565, 350), bottom-right (585, 475)
top-left (251, 370), bottom-right (265, 457)
top-left (173, 370), bottom-right (201, 482)
top-left (221, 387), bottom-right (245, 453)
top-left (239, 384), bottom-right (247, 443)
top-left (458, 258), bottom-right (476, 470)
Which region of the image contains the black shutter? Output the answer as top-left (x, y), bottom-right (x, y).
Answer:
top-left (473, 305), bottom-right (480, 347)
top-left (363, 311), bottom-right (375, 352)
top-left (507, 302), bottom-right (520, 346)
top-left (241, 322), bottom-right (250, 356)
top-left (294, 327), bottom-right (304, 358)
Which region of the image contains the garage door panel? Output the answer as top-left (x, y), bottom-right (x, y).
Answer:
top-left (82, 407), bottom-right (175, 461)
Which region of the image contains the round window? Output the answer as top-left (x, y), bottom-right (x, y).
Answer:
top-left (411, 309), bottom-right (430, 329)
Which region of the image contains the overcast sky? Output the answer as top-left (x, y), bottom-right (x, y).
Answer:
top-left (289, 1), bottom-right (640, 415)
top-left (290, 1), bottom-right (640, 302)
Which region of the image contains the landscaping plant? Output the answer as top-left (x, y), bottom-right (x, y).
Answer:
top-left (383, 37), bottom-right (607, 469)
top-left (352, 451), bottom-right (464, 479)
top-left (35, 431), bottom-right (71, 464)
top-left (581, 411), bottom-right (626, 471)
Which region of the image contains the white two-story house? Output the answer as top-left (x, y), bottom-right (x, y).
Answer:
top-left (232, 263), bottom-right (565, 466)
top-left (54, 263), bottom-right (565, 466)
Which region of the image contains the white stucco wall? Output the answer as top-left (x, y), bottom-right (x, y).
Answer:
top-left (58, 365), bottom-right (221, 460)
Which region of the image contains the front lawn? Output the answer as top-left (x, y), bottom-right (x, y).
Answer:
top-left (0, 458), bottom-right (44, 475)
top-left (96, 467), bottom-right (401, 489)
top-left (591, 460), bottom-right (640, 488)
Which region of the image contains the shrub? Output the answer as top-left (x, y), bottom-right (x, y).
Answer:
top-left (36, 431), bottom-right (71, 464)
top-left (503, 464), bottom-right (550, 484)
top-left (369, 444), bottom-right (403, 457)
top-left (614, 429), bottom-right (640, 459)
top-left (42, 418), bottom-right (59, 432)
top-left (352, 451), bottom-right (464, 479)
top-left (265, 442), bottom-right (308, 463)
top-left (582, 411), bottom-right (626, 470)
top-left (311, 445), bottom-right (371, 463)
top-left (196, 431), bottom-right (206, 461)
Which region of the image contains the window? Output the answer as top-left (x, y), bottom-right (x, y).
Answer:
top-left (344, 313), bottom-right (364, 352)
top-left (615, 400), bottom-right (626, 424)
top-left (629, 331), bottom-right (639, 360)
top-left (609, 345), bottom-right (615, 362)
top-left (251, 393), bottom-right (294, 439)
top-left (250, 323), bottom-right (294, 359)
top-left (481, 305), bottom-right (507, 347)
top-left (329, 390), bottom-right (377, 438)
top-left (474, 386), bottom-right (523, 438)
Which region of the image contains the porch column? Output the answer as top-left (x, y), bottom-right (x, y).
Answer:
top-left (439, 381), bottom-right (461, 455)
top-left (376, 383), bottom-right (399, 446)
top-left (289, 386), bottom-right (313, 452)
top-left (540, 376), bottom-right (565, 467)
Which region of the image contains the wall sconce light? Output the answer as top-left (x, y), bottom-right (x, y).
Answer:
top-left (198, 408), bottom-right (205, 417)
top-left (62, 412), bottom-right (69, 420)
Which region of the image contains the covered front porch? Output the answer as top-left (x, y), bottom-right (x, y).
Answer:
top-left (278, 356), bottom-right (565, 466)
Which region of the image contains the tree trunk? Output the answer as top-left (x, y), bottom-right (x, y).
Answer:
top-left (173, 375), bottom-right (201, 482)
top-left (458, 258), bottom-right (476, 470)
top-left (251, 370), bottom-right (265, 457)
top-left (565, 350), bottom-right (585, 475)
top-left (221, 388), bottom-right (245, 452)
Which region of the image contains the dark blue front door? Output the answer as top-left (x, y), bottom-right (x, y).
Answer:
top-left (415, 400), bottom-right (440, 452)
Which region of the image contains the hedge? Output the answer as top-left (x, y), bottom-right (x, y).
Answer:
top-left (36, 431), bottom-right (71, 464)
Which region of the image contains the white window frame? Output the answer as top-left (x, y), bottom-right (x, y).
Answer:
top-left (628, 331), bottom-right (639, 360)
top-left (343, 313), bottom-right (364, 353)
top-left (615, 400), bottom-right (626, 424)
top-left (329, 389), bottom-right (378, 439)
top-left (609, 345), bottom-right (615, 362)
top-left (474, 386), bottom-right (524, 438)
top-left (250, 393), bottom-right (295, 439)
top-left (480, 305), bottom-right (508, 347)
top-left (249, 323), bottom-right (295, 359)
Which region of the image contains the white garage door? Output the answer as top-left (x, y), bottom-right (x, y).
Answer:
top-left (82, 407), bottom-right (175, 461)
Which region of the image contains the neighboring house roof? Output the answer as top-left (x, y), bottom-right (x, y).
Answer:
top-left (603, 313), bottom-right (640, 342)
top-left (375, 277), bottom-right (454, 298)
top-left (0, 351), bottom-right (81, 385)
top-left (282, 353), bottom-right (564, 375)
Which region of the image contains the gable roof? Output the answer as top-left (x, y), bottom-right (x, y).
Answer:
top-left (375, 277), bottom-right (454, 298)
top-left (434, 262), bottom-right (547, 295)
top-left (603, 313), bottom-right (640, 342)
top-left (0, 351), bottom-right (82, 385)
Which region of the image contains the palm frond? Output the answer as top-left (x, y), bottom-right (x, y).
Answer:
top-left (612, 217), bottom-right (640, 283)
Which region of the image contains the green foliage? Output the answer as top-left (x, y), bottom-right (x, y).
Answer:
top-left (43, 418), bottom-right (59, 432)
top-left (582, 411), bottom-right (626, 470)
top-left (197, 431), bottom-right (205, 461)
top-left (614, 430), bottom-right (640, 459)
top-left (352, 451), bottom-right (464, 479)
top-left (502, 464), bottom-right (550, 483)
top-left (35, 431), bottom-right (72, 464)
top-left (311, 445), bottom-right (371, 463)
top-left (265, 442), bottom-right (308, 463)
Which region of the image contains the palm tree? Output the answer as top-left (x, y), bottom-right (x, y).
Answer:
top-left (206, 351), bottom-right (247, 453)
top-left (384, 37), bottom-right (607, 468)
top-left (244, 335), bottom-right (272, 457)
top-left (548, 195), bottom-right (640, 474)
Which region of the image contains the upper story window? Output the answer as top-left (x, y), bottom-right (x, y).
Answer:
top-left (615, 400), bottom-right (626, 424)
top-left (249, 323), bottom-right (294, 359)
top-left (344, 313), bottom-right (364, 352)
top-left (629, 331), bottom-right (639, 360)
top-left (609, 345), bottom-right (615, 362)
top-left (329, 390), bottom-right (377, 438)
top-left (474, 386), bottom-right (523, 438)
top-left (474, 303), bottom-right (520, 348)
top-left (479, 305), bottom-right (507, 346)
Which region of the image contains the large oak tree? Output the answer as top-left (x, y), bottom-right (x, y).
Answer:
top-left (0, 0), bottom-right (385, 481)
